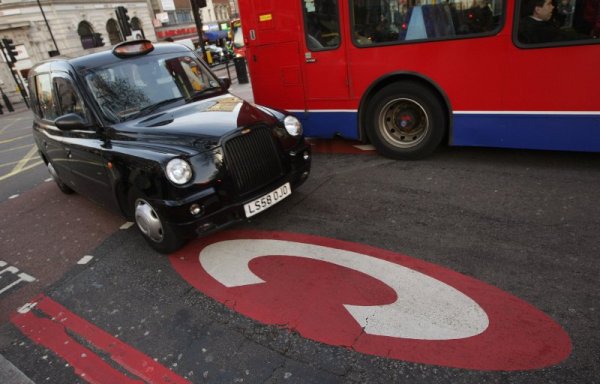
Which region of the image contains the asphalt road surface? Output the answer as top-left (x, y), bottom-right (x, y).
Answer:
top-left (0, 109), bottom-right (599, 383)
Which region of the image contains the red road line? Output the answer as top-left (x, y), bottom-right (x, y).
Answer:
top-left (11, 295), bottom-right (190, 384)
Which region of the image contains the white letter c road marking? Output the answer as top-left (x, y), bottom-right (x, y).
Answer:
top-left (199, 239), bottom-right (489, 340)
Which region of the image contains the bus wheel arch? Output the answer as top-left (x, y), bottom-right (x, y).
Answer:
top-left (359, 74), bottom-right (451, 159)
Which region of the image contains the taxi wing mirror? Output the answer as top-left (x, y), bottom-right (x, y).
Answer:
top-left (218, 77), bottom-right (231, 91)
top-left (55, 113), bottom-right (86, 131)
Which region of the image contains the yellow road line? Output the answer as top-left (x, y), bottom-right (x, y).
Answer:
top-left (0, 119), bottom-right (20, 134)
top-left (0, 160), bottom-right (44, 182)
top-left (0, 156), bottom-right (41, 169)
top-left (0, 134), bottom-right (30, 145)
top-left (12, 146), bottom-right (39, 173)
top-left (0, 144), bottom-right (33, 154)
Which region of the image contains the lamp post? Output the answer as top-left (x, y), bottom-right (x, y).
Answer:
top-left (191, 0), bottom-right (206, 57)
top-left (36, 0), bottom-right (60, 56)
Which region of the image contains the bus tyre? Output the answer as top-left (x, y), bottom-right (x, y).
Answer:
top-left (367, 81), bottom-right (446, 159)
top-left (47, 162), bottom-right (74, 194)
top-left (129, 190), bottom-right (186, 254)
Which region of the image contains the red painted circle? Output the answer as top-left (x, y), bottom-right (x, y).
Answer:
top-left (170, 230), bottom-right (571, 371)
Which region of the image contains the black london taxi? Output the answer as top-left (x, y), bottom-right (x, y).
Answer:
top-left (29, 40), bottom-right (311, 253)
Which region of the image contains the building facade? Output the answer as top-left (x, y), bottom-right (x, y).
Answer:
top-left (0, 0), bottom-right (239, 106)
top-left (150, 0), bottom-right (236, 43)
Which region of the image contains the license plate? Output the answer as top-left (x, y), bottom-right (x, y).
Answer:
top-left (244, 182), bottom-right (291, 218)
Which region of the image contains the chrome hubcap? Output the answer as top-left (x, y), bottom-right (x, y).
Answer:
top-left (135, 199), bottom-right (164, 243)
top-left (379, 98), bottom-right (429, 148)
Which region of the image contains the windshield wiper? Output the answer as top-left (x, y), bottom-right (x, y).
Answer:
top-left (127, 97), bottom-right (184, 120)
top-left (186, 86), bottom-right (223, 102)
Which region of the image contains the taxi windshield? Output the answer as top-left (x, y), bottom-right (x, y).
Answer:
top-left (83, 53), bottom-right (221, 122)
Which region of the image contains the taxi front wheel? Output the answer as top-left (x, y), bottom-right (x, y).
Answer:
top-left (129, 191), bottom-right (186, 254)
top-left (366, 81), bottom-right (446, 160)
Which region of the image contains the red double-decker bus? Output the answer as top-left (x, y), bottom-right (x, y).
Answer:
top-left (237, 0), bottom-right (600, 158)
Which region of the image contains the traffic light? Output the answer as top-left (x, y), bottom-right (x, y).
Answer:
top-left (2, 38), bottom-right (17, 64)
top-left (92, 33), bottom-right (105, 47)
top-left (115, 6), bottom-right (132, 37)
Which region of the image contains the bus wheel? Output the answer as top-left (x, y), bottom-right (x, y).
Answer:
top-left (367, 81), bottom-right (446, 159)
top-left (129, 190), bottom-right (186, 254)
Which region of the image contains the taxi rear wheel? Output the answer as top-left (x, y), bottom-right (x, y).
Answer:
top-left (366, 81), bottom-right (446, 159)
top-left (47, 162), bottom-right (74, 194)
top-left (129, 191), bottom-right (186, 254)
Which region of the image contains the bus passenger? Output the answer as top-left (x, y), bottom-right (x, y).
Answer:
top-left (582, 0), bottom-right (600, 37)
top-left (518, 0), bottom-right (585, 42)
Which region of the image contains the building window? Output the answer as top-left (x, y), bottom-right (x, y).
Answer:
top-left (131, 17), bottom-right (146, 39)
top-left (106, 19), bottom-right (123, 45)
top-left (167, 10), bottom-right (193, 25)
top-left (78, 21), bottom-right (104, 49)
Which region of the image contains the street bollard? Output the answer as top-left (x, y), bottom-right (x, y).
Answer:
top-left (1, 89), bottom-right (13, 112)
top-left (233, 57), bottom-right (249, 84)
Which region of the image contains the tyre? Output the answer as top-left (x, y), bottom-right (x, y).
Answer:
top-left (366, 81), bottom-right (446, 159)
top-left (130, 192), bottom-right (186, 254)
top-left (47, 162), bottom-right (74, 194)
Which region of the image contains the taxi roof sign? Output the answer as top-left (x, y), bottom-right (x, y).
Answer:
top-left (112, 40), bottom-right (154, 58)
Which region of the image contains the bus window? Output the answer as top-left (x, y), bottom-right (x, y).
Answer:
top-left (302, 0), bottom-right (341, 50)
top-left (516, 0), bottom-right (600, 45)
top-left (351, 0), bottom-right (503, 46)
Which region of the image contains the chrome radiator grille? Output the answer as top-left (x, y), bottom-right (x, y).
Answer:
top-left (223, 127), bottom-right (284, 193)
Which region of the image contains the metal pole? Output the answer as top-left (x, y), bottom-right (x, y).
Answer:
top-left (191, 0), bottom-right (206, 57)
top-left (36, 0), bottom-right (60, 56)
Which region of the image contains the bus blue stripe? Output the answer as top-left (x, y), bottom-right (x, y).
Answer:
top-left (453, 113), bottom-right (600, 152)
top-left (294, 111), bottom-right (600, 152)
top-left (294, 111), bottom-right (358, 139)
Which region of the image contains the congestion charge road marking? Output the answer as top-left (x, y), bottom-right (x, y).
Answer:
top-left (200, 239), bottom-right (489, 340)
top-left (11, 295), bottom-right (191, 384)
top-left (170, 230), bottom-right (572, 371)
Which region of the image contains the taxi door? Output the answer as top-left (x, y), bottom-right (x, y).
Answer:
top-left (52, 73), bottom-right (118, 212)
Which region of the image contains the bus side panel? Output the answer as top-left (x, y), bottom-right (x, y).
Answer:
top-left (452, 41), bottom-right (600, 151)
top-left (251, 43), bottom-right (306, 110)
top-left (238, 0), bottom-right (306, 111)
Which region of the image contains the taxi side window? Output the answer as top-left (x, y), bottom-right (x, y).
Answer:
top-left (34, 74), bottom-right (58, 121)
top-left (53, 77), bottom-right (86, 119)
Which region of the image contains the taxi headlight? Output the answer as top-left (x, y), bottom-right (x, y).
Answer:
top-left (166, 158), bottom-right (192, 185)
top-left (283, 115), bottom-right (303, 137)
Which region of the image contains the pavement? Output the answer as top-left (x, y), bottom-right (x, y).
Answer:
top-left (0, 101), bottom-right (30, 116)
